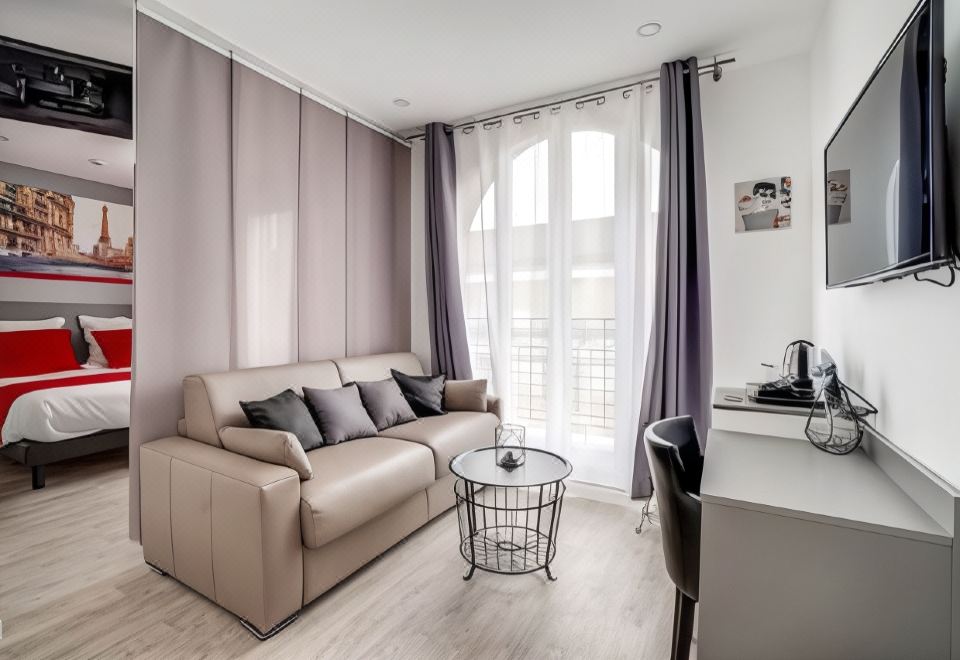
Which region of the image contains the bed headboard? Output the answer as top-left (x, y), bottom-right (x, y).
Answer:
top-left (1, 301), bottom-right (133, 363)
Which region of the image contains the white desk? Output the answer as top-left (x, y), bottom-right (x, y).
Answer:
top-left (700, 394), bottom-right (960, 659)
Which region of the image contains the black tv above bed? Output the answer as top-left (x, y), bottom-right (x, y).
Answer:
top-left (824, 0), bottom-right (957, 288)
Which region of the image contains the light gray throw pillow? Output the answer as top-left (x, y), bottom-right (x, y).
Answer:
top-left (355, 378), bottom-right (417, 431)
top-left (303, 384), bottom-right (378, 445)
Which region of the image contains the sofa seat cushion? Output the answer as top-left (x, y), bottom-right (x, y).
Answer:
top-left (379, 412), bottom-right (499, 479)
top-left (299, 437), bottom-right (434, 549)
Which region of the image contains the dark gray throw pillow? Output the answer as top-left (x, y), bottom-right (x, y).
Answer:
top-left (239, 389), bottom-right (324, 451)
top-left (355, 378), bottom-right (417, 431)
top-left (303, 384), bottom-right (378, 445)
top-left (391, 369), bottom-right (446, 417)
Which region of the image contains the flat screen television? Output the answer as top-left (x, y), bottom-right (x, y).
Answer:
top-left (824, 0), bottom-right (956, 288)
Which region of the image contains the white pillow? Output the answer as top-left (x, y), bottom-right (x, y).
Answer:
top-left (0, 317), bottom-right (66, 331)
top-left (78, 315), bottom-right (132, 367)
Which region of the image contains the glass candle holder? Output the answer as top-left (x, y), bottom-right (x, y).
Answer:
top-left (495, 423), bottom-right (526, 471)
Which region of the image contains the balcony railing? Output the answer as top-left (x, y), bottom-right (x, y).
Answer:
top-left (466, 317), bottom-right (615, 439)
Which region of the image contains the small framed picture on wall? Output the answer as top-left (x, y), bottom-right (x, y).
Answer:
top-left (735, 176), bottom-right (792, 233)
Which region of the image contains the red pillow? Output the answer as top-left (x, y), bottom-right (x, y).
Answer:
top-left (91, 329), bottom-right (132, 369)
top-left (0, 329), bottom-right (81, 378)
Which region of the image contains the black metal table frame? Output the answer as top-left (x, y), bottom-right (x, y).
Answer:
top-left (451, 448), bottom-right (570, 582)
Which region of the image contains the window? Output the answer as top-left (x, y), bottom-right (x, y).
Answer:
top-left (571, 131), bottom-right (615, 220)
top-left (512, 140), bottom-right (548, 227)
top-left (468, 184), bottom-right (495, 232)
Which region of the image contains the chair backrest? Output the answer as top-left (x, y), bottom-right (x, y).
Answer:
top-left (644, 415), bottom-right (703, 600)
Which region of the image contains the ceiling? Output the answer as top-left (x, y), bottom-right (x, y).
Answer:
top-left (0, 118), bottom-right (134, 189)
top-left (152, 0), bottom-right (828, 133)
top-left (4, 0), bottom-right (133, 66)
top-left (1, 0), bottom-right (134, 188)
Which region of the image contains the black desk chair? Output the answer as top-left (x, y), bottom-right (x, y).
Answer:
top-left (644, 416), bottom-right (703, 660)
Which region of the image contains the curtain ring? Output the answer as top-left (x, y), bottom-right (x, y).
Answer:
top-left (622, 89), bottom-right (632, 99)
top-left (483, 119), bottom-right (502, 130)
top-left (550, 105), bottom-right (561, 114)
top-left (575, 101), bottom-right (585, 110)
top-left (462, 126), bottom-right (475, 135)
top-left (512, 110), bottom-right (541, 125)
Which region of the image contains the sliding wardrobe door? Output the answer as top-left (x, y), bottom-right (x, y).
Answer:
top-left (298, 97), bottom-right (347, 360)
top-left (132, 14), bottom-right (233, 540)
top-left (232, 62), bottom-right (300, 368)
top-left (346, 120), bottom-right (411, 356)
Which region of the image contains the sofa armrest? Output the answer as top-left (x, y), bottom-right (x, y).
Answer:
top-left (220, 426), bottom-right (313, 480)
top-left (486, 394), bottom-right (502, 420)
top-left (140, 436), bottom-right (303, 635)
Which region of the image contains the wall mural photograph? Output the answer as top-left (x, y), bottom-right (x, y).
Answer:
top-left (0, 179), bottom-right (133, 284)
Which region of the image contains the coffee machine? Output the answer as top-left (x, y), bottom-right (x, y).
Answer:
top-left (749, 339), bottom-right (818, 407)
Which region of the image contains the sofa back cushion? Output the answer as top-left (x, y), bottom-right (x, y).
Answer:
top-left (332, 352), bottom-right (424, 384)
top-left (183, 360), bottom-right (342, 446)
top-left (303, 384), bottom-right (378, 445)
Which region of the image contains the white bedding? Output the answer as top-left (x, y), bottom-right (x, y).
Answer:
top-left (1, 368), bottom-right (131, 445)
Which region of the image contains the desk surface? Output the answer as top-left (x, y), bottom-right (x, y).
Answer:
top-left (701, 429), bottom-right (951, 546)
top-left (714, 386), bottom-right (814, 417)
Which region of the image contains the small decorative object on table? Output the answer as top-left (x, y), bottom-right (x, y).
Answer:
top-left (804, 362), bottom-right (878, 455)
top-left (495, 423), bottom-right (526, 470)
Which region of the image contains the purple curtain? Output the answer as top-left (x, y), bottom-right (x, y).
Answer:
top-left (424, 123), bottom-right (472, 379)
top-left (632, 58), bottom-right (713, 498)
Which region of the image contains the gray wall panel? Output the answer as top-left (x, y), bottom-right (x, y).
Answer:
top-left (0, 161), bottom-right (133, 206)
top-left (131, 14), bottom-right (233, 540)
top-left (298, 98), bottom-right (347, 361)
top-left (0, 278), bottom-right (132, 304)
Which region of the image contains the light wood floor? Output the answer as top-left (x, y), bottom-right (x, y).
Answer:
top-left (0, 450), bottom-right (694, 659)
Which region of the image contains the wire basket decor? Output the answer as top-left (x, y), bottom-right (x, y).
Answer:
top-left (804, 363), bottom-right (878, 455)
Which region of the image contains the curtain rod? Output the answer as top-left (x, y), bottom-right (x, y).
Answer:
top-left (406, 57), bottom-right (735, 141)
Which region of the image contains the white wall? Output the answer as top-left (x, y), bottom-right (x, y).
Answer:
top-left (700, 54), bottom-right (814, 388)
top-left (810, 0), bottom-right (960, 488)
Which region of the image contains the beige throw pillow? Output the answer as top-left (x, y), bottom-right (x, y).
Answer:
top-left (444, 379), bottom-right (488, 413)
top-left (219, 426), bottom-right (313, 480)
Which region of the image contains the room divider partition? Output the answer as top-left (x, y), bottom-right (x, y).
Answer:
top-left (131, 12), bottom-right (411, 540)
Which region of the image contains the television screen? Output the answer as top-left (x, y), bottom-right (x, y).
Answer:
top-left (947, 0), bottom-right (959, 249)
top-left (824, 0), bottom-right (949, 287)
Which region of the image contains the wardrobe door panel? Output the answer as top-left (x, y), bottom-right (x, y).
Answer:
top-left (346, 120), bottom-right (410, 356)
top-left (232, 62), bottom-right (300, 368)
top-left (298, 98), bottom-right (347, 361)
top-left (133, 14), bottom-right (233, 540)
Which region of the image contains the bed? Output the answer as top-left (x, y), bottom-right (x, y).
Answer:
top-left (0, 301), bottom-right (131, 489)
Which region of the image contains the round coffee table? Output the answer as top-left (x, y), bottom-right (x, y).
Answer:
top-left (449, 447), bottom-right (572, 581)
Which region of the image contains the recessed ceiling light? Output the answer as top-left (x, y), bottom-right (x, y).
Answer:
top-left (392, 98), bottom-right (411, 108)
top-left (0, 135), bottom-right (8, 142)
top-left (637, 22), bottom-right (662, 37)
top-left (88, 158), bottom-right (107, 166)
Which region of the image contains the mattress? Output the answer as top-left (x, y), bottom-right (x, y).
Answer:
top-left (1, 368), bottom-right (131, 445)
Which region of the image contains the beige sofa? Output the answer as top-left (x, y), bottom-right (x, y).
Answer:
top-left (139, 352), bottom-right (500, 638)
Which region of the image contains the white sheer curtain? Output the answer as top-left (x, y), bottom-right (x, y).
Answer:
top-left (455, 86), bottom-right (660, 491)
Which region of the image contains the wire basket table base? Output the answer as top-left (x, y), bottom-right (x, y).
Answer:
top-left (455, 480), bottom-right (566, 581)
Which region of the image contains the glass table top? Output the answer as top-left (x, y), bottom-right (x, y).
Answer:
top-left (449, 447), bottom-right (572, 487)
